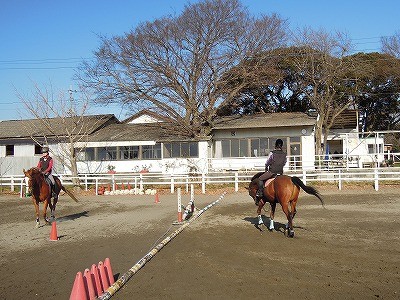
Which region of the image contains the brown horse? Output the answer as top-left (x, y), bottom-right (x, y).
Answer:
top-left (248, 172), bottom-right (324, 237)
top-left (23, 167), bottom-right (78, 228)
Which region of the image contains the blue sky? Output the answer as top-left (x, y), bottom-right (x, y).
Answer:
top-left (1, 0), bottom-right (399, 121)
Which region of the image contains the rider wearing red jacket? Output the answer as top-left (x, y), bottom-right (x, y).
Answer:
top-left (37, 146), bottom-right (56, 196)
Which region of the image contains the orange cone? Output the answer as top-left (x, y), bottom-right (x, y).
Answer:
top-left (91, 264), bottom-right (103, 296)
top-left (69, 272), bottom-right (87, 300)
top-left (154, 193), bottom-right (160, 204)
top-left (98, 261), bottom-right (109, 290)
top-left (84, 268), bottom-right (96, 300)
top-left (104, 258), bottom-right (115, 285)
top-left (49, 221), bottom-right (58, 241)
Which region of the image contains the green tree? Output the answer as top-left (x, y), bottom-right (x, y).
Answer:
top-left (350, 52), bottom-right (400, 131)
top-left (217, 47), bottom-right (312, 116)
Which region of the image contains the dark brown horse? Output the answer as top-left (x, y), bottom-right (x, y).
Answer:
top-left (248, 172), bottom-right (324, 237)
top-left (23, 167), bottom-right (78, 228)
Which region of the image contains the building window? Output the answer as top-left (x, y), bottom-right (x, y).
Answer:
top-left (217, 137), bottom-right (293, 158)
top-left (120, 146), bottom-right (139, 160)
top-left (6, 145), bottom-right (14, 156)
top-left (34, 144), bottom-right (42, 155)
top-left (98, 147), bottom-right (118, 160)
top-left (163, 142), bottom-right (199, 158)
top-left (142, 144), bottom-right (161, 159)
top-left (250, 138), bottom-right (269, 157)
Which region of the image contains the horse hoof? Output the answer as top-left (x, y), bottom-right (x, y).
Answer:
top-left (285, 229), bottom-right (294, 238)
top-left (268, 227), bottom-right (274, 232)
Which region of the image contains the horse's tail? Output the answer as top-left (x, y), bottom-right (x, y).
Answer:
top-left (291, 176), bottom-right (324, 207)
top-left (60, 185), bottom-right (79, 203)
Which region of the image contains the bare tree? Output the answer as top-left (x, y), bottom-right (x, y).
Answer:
top-left (17, 83), bottom-right (110, 187)
top-left (291, 28), bottom-right (359, 156)
top-left (382, 31), bottom-right (400, 58)
top-left (78, 0), bottom-right (287, 137)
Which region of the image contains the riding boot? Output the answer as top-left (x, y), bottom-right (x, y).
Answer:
top-left (51, 185), bottom-right (57, 199)
top-left (256, 179), bottom-right (264, 198)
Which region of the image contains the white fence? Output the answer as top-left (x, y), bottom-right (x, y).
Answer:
top-left (4, 167), bottom-right (400, 198)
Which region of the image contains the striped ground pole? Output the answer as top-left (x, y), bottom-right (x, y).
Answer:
top-left (98, 191), bottom-right (227, 300)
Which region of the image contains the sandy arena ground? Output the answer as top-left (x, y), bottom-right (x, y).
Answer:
top-left (0, 184), bottom-right (399, 300)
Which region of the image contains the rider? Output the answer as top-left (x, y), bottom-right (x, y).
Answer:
top-left (37, 146), bottom-right (56, 197)
top-left (256, 138), bottom-right (287, 198)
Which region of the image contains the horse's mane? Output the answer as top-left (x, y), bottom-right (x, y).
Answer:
top-left (251, 172), bottom-right (264, 182)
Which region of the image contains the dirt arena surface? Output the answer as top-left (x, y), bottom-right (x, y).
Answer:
top-left (1, 185), bottom-right (399, 300)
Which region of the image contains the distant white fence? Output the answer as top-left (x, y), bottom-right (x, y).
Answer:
top-left (4, 167), bottom-right (400, 198)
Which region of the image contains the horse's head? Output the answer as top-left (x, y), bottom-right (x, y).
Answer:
top-left (247, 172), bottom-right (263, 203)
top-left (23, 167), bottom-right (43, 188)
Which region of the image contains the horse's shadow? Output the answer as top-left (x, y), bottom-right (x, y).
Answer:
top-left (243, 216), bottom-right (305, 234)
top-left (56, 211), bottom-right (89, 223)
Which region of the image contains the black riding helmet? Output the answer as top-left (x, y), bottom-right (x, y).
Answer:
top-left (275, 139), bottom-right (283, 148)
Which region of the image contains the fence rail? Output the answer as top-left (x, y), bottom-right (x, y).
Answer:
top-left (3, 167), bottom-right (400, 198)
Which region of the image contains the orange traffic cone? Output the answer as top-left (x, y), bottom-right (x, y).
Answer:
top-left (69, 272), bottom-right (87, 300)
top-left (98, 261), bottom-right (109, 291)
top-left (84, 268), bottom-right (96, 300)
top-left (104, 258), bottom-right (115, 285)
top-left (50, 221), bottom-right (58, 241)
top-left (91, 264), bottom-right (103, 296)
top-left (154, 193), bottom-right (160, 204)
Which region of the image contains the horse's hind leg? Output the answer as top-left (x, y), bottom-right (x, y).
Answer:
top-left (50, 198), bottom-right (58, 220)
top-left (282, 203), bottom-right (294, 238)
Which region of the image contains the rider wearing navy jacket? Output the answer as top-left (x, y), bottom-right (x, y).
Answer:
top-left (256, 139), bottom-right (287, 198)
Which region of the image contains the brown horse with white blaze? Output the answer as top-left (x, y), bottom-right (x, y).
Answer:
top-left (23, 167), bottom-right (78, 228)
top-left (248, 172), bottom-right (324, 237)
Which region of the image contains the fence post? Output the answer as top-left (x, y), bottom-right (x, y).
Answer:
top-left (134, 177), bottom-right (138, 194)
top-left (95, 178), bottom-right (99, 196)
top-left (338, 169), bottom-right (342, 190)
top-left (302, 170), bottom-right (307, 185)
top-left (201, 173), bottom-right (206, 194)
top-left (170, 176), bottom-right (175, 193)
top-left (10, 176), bottom-right (14, 192)
top-left (84, 174), bottom-right (88, 191)
top-left (20, 178), bottom-right (24, 198)
top-left (139, 174), bottom-right (143, 191)
top-left (234, 172), bottom-right (239, 192)
top-left (374, 168), bottom-right (379, 191)
top-left (112, 174), bottom-right (116, 192)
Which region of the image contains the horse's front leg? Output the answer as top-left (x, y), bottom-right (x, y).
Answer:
top-left (43, 199), bottom-right (50, 225)
top-left (268, 202), bottom-right (277, 231)
top-left (32, 199), bottom-right (40, 228)
top-left (257, 200), bottom-right (265, 225)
